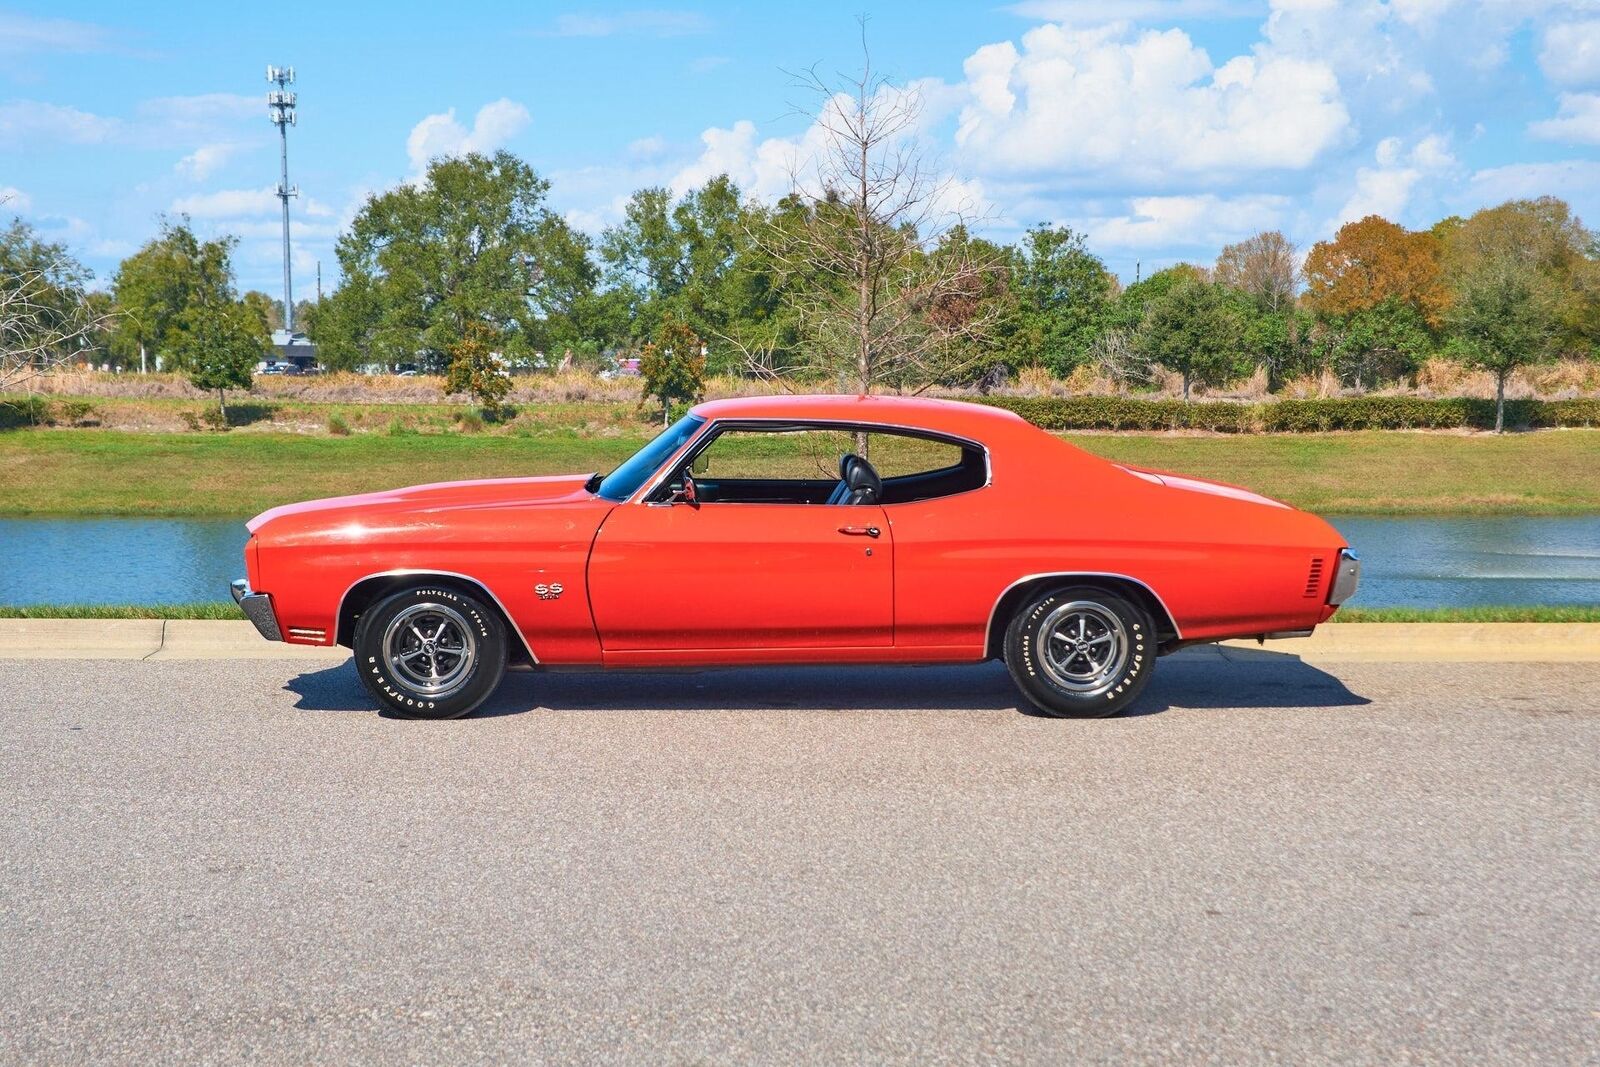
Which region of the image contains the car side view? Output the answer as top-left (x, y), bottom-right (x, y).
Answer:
top-left (232, 394), bottom-right (1359, 718)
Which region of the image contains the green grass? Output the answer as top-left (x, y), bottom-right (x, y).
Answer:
top-left (1, 426), bottom-right (1598, 517)
top-left (2, 602), bottom-right (1594, 623)
top-left (0, 602), bottom-right (242, 619)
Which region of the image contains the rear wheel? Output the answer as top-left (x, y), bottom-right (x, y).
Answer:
top-left (353, 585), bottom-right (507, 719)
top-left (1004, 585), bottom-right (1154, 717)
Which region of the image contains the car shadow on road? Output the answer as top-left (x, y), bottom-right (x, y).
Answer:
top-left (283, 648), bottom-right (1369, 719)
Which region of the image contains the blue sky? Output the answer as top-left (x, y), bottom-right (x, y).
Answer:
top-left (4, 0), bottom-right (1599, 297)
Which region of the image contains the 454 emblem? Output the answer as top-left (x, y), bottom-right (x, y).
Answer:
top-left (535, 582), bottom-right (564, 601)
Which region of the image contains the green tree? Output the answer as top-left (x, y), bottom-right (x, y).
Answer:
top-left (1138, 280), bottom-right (1243, 399)
top-left (639, 314), bottom-right (705, 424)
top-left (444, 321), bottom-right (513, 413)
top-left (1441, 197), bottom-right (1599, 356)
top-left (241, 290), bottom-right (280, 336)
top-left (600, 175), bottom-right (776, 373)
top-left (995, 225), bottom-right (1115, 374)
top-left (323, 151), bottom-right (598, 372)
top-left (110, 219), bottom-right (236, 372)
top-left (1447, 256), bottom-right (1560, 432)
top-left (169, 301), bottom-right (266, 418)
top-left (1312, 298), bottom-right (1433, 389)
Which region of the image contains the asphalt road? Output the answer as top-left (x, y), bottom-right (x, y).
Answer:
top-left (2, 652), bottom-right (1597, 1064)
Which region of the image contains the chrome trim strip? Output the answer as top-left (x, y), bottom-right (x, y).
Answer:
top-left (333, 569), bottom-right (540, 664)
top-left (230, 578), bottom-right (283, 642)
top-left (631, 416), bottom-right (993, 505)
top-left (984, 571), bottom-right (1183, 647)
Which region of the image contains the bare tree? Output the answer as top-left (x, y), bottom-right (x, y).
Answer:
top-left (1214, 230), bottom-right (1299, 312)
top-left (755, 21), bottom-right (1001, 395)
top-left (1, 262), bottom-right (108, 393)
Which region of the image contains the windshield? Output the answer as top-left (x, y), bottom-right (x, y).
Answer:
top-left (594, 414), bottom-right (705, 501)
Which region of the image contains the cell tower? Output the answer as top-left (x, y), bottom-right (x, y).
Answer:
top-left (266, 65), bottom-right (298, 333)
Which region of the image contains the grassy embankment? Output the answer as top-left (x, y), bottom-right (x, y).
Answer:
top-left (1, 604), bottom-right (1595, 623)
top-left (2, 424), bottom-right (1598, 517)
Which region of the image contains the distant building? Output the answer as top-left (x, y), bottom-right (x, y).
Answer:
top-left (264, 328), bottom-right (318, 373)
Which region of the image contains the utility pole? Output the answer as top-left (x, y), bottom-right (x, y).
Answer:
top-left (266, 65), bottom-right (298, 333)
top-left (316, 261), bottom-right (322, 303)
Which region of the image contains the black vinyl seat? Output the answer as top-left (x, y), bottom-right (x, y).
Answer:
top-left (827, 453), bottom-right (882, 505)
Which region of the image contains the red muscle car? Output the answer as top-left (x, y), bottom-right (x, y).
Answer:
top-left (232, 394), bottom-right (1359, 718)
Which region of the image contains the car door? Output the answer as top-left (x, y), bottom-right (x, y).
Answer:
top-left (586, 425), bottom-right (894, 653)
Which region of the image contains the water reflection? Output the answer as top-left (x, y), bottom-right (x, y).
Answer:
top-left (0, 514), bottom-right (1596, 609)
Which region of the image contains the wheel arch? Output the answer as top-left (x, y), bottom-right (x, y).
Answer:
top-left (336, 570), bottom-right (537, 666)
top-left (985, 573), bottom-right (1181, 660)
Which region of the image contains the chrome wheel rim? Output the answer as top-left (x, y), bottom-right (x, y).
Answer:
top-left (382, 603), bottom-right (476, 697)
top-left (1038, 601), bottom-right (1129, 693)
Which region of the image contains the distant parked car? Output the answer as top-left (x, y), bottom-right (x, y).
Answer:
top-left (233, 394), bottom-right (1359, 720)
top-left (395, 369), bottom-right (418, 378)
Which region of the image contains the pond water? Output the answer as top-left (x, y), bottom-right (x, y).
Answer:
top-left (0, 514), bottom-right (1596, 609)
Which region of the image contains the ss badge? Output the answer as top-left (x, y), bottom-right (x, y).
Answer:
top-left (535, 582), bottom-right (564, 601)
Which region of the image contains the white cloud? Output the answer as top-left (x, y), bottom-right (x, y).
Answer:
top-left (171, 186), bottom-right (335, 220)
top-left (0, 12), bottom-right (120, 55)
top-left (0, 186), bottom-right (31, 210)
top-left (405, 98), bottom-right (531, 174)
top-left (1530, 91), bottom-right (1600, 143)
top-left (627, 135), bottom-right (669, 160)
top-left (175, 143), bottom-right (240, 181)
top-left (1329, 132), bottom-right (1455, 226)
top-left (1539, 19), bottom-right (1600, 87)
top-left (0, 100), bottom-right (119, 144)
top-left (540, 10), bottom-right (711, 37)
top-left (952, 22), bottom-right (1349, 183)
top-left (1465, 159), bottom-right (1600, 211)
top-left (1078, 193), bottom-right (1292, 250)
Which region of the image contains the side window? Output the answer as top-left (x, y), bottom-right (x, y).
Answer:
top-left (694, 427), bottom-right (854, 483)
top-left (863, 433), bottom-right (965, 479)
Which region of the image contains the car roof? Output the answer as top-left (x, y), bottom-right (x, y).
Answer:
top-left (689, 393), bottom-right (1029, 439)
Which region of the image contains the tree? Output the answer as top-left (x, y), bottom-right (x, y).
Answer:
top-left (1311, 299), bottom-right (1433, 389)
top-left (444, 321), bottom-right (513, 412)
top-left (639, 314), bottom-right (705, 424)
top-left (600, 176), bottom-right (776, 373)
top-left (111, 219), bottom-right (236, 372)
top-left (996, 225), bottom-right (1115, 375)
top-left (169, 301), bottom-right (265, 418)
top-left (324, 151), bottom-right (598, 371)
top-left (1447, 255), bottom-right (1560, 432)
top-left (1137, 280), bottom-right (1244, 399)
top-left (1441, 197), bottom-right (1599, 355)
top-left (752, 24), bottom-right (1000, 393)
top-left (1214, 231), bottom-right (1298, 312)
top-left (1, 219), bottom-right (105, 390)
top-left (241, 290), bottom-right (281, 335)
top-left (1303, 216), bottom-right (1448, 327)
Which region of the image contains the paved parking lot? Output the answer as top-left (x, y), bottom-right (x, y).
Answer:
top-left (2, 652), bottom-right (1597, 1063)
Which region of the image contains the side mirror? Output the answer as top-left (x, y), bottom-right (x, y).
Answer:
top-left (671, 472), bottom-right (700, 508)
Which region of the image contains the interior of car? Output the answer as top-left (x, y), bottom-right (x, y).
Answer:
top-left (655, 423), bottom-right (988, 506)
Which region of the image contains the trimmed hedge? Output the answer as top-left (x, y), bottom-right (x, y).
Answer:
top-left (976, 395), bottom-right (1600, 433)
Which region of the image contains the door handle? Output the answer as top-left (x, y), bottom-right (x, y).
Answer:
top-left (838, 525), bottom-right (880, 538)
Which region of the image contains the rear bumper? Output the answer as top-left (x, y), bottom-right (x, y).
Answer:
top-left (1328, 549), bottom-right (1361, 606)
top-left (231, 579), bottom-right (283, 642)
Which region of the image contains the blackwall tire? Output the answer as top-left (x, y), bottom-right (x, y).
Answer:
top-left (1003, 585), bottom-right (1155, 718)
top-left (353, 584), bottom-right (508, 719)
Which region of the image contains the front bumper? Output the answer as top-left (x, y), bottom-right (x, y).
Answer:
top-left (1328, 549), bottom-right (1361, 606)
top-left (231, 579), bottom-right (283, 641)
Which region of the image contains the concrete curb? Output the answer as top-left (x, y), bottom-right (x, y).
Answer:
top-left (0, 619), bottom-right (1597, 663)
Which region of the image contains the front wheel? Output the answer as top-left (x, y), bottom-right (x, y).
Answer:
top-left (1004, 586), bottom-right (1154, 717)
top-left (353, 585), bottom-right (508, 719)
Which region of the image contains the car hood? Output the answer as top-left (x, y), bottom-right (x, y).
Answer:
top-left (247, 474), bottom-right (599, 535)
